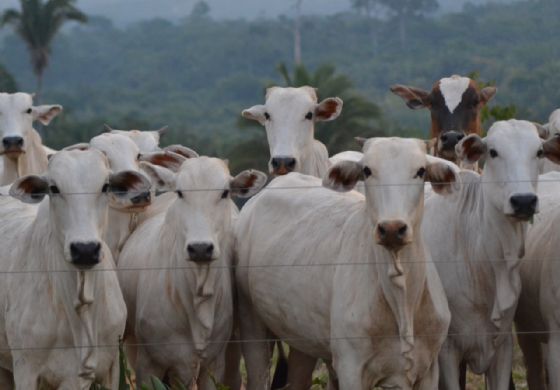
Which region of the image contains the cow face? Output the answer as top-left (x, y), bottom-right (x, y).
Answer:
top-left (140, 157), bottom-right (267, 263)
top-left (103, 124), bottom-right (167, 153)
top-left (85, 133), bottom-right (187, 211)
top-left (391, 76), bottom-right (496, 161)
top-left (323, 137), bottom-right (459, 253)
top-left (0, 92), bottom-right (62, 158)
top-left (456, 120), bottom-right (560, 220)
top-left (242, 86), bottom-right (342, 175)
top-left (10, 150), bottom-right (150, 268)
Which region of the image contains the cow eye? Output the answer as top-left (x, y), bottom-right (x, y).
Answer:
top-left (264, 112), bottom-right (270, 120)
top-left (415, 167), bottom-right (426, 178)
top-left (176, 190), bottom-right (183, 199)
top-left (221, 189), bottom-right (230, 199)
top-left (101, 183), bottom-right (110, 193)
top-left (25, 108), bottom-right (32, 114)
top-left (305, 112), bottom-right (313, 120)
top-left (363, 166), bottom-right (372, 178)
top-left (489, 149), bottom-right (498, 158)
top-left (49, 185), bottom-right (60, 194)
top-left (537, 149), bottom-right (544, 158)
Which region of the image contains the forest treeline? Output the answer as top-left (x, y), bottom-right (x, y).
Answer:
top-left (0, 0), bottom-right (559, 167)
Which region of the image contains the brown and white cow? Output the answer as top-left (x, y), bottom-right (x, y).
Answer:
top-left (391, 75), bottom-right (496, 162)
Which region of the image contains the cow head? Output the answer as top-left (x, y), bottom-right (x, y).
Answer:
top-left (456, 120), bottom-right (560, 220)
top-left (10, 150), bottom-right (150, 268)
top-left (0, 92), bottom-right (62, 158)
top-left (102, 124), bottom-right (168, 153)
top-left (391, 75), bottom-right (496, 161)
top-left (140, 157), bottom-right (267, 263)
top-left (69, 133), bottom-right (189, 212)
top-left (324, 137), bottom-right (460, 253)
top-left (242, 86), bottom-right (342, 175)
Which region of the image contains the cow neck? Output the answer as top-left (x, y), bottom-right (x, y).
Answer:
top-left (0, 155), bottom-right (19, 184)
top-left (348, 206), bottom-right (427, 385)
top-left (298, 139), bottom-right (331, 178)
top-left (32, 204), bottom-right (100, 385)
top-left (456, 171), bottom-right (526, 340)
top-left (163, 216), bottom-right (227, 356)
top-left (17, 129), bottom-right (49, 177)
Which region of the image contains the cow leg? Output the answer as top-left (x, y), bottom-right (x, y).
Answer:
top-left (198, 352), bottom-right (226, 390)
top-left (12, 367), bottom-right (39, 390)
top-left (486, 334), bottom-right (514, 390)
top-left (134, 347), bottom-right (167, 389)
top-left (284, 347), bottom-right (315, 390)
top-left (332, 339), bottom-right (371, 390)
top-left (238, 290), bottom-right (272, 390)
top-left (222, 339), bottom-right (242, 390)
top-left (326, 361), bottom-right (339, 390)
top-left (438, 341), bottom-right (462, 390)
top-left (546, 332), bottom-right (560, 390)
top-left (517, 332), bottom-right (545, 390)
top-left (414, 359), bottom-right (439, 390)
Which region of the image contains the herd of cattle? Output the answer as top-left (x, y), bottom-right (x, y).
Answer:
top-left (0, 74), bottom-right (559, 390)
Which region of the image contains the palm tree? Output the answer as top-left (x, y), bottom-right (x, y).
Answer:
top-left (0, 0), bottom-right (87, 98)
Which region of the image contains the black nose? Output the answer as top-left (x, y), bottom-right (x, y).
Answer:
top-left (130, 191), bottom-right (151, 205)
top-left (187, 242), bottom-right (215, 263)
top-left (2, 136), bottom-right (24, 151)
top-left (376, 220), bottom-right (409, 251)
top-left (439, 131), bottom-right (464, 151)
top-left (70, 242), bottom-right (101, 268)
top-left (510, 194), bottom-right (538, 219)
top-left (271, 157), bottom-right (297, 175)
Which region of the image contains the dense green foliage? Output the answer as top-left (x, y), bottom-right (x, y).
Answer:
top-left (1, 0), bottom-right (87, 96)
top-left (0, 0), bottom-right (558, 163)
top-left (0, 63), bottom-right (17, 92)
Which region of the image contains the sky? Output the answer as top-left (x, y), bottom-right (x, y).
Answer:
top-left (0, 0), bottom-right (508, 25)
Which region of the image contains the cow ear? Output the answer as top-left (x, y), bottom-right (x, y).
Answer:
top-left (480, 86), bottom-right (497, 104)
top-left (10, 175), bottom-right (49, 204)
top-left (139, 151), bottom-right (186, 172)
top-left (323, 160), bottom-right (363, 192)
top-left (163, 145), bottom-right (199, 159)
top-left (242, 105), bottom-right (267, 125)
top-left (390, 85), bottom-right (431, 110)
top-left (425, 156), bottom-right (461, 195)
top-left (456, 134), bottom-right (487, 165)
top-left (315, 97), bottom-right (343, 122)
top-left (230, 170), bottom-right (267, 198)
top-left (139, 161), bottom-right (176, 191)
top-left (533, 122), bottom-right (550, 140)
top-left (32, 105), bottom-right (63, 125)
top-left (543, 136), bottom-right (560, 165)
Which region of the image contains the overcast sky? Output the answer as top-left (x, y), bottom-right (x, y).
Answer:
top-left (0, 0), bottom-right (505, 25)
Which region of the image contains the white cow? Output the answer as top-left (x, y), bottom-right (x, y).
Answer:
top-left (118, 157), bottom-right (266, 388)
top-left (102, 124), bottom-right (167, 153)
top-left (0, 92), bottom-right (62, 184)
top-left (422, 120), bottom-right (560, 390)
top-left (236, 137), bottom-right (459, 390)
top-left (538, 109), bottom-right (560, 173)
top-left (242, 86), bottom-right (343, 177)
top-left (515, 170), bottom-right (560, 390)
top-left (0, 149), bottom-right (151, 389)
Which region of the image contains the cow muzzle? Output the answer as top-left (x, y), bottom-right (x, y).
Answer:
top-left (1, 136), bottom-right (24, 157)
top-left (376, 220), bottom-right (411, 252)
top-left (509, 193), bottom-right (538, 220)
top-left (187, 242), bottom-right (215, 263)
top-left (439, 131), bottom-right (464, 152)
top-left (270, 156), bottom-right (297, 175)
top-left (70, 241), bottom-right (102, 269)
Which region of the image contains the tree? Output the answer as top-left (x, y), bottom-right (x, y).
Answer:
top-left (190, 1), bottom-right (211, 19)
top-left (0, 64), bottom-right (18, 92)
top-left (0, 0), bottom-right (87, 99)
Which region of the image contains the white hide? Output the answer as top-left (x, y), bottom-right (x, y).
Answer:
top-left (107, 128), bottom-right (163, 153)
top-left (540, 109), bottom-right (560, 173)
top-left (118, 157), bottom-right (266, 388)
top-left (439, 75), bottom-right (470, 113)
top-left (0, 93), bottom-right (62, 185)
top-left (422, 120), bottom-right (555, 390)
top-left (236, 138), bottom-right (456, 390)
top-left (242, 86), bottom-right (342, 177)
top-left (515, 170), bottom-right (560, 390)
top-left (0, 150), bottom-right (150, 389)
